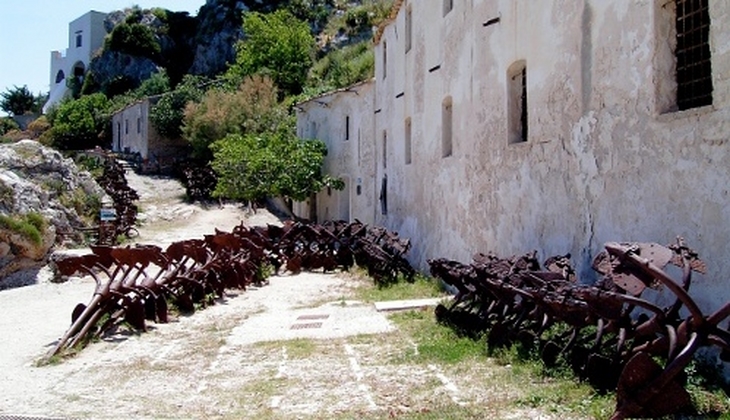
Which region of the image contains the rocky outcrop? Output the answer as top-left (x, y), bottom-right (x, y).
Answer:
top-left (188, 1), bottom-right (248, 75)
top-left (0, 140), bottom-right (106, 286)
top-left (89, 7), bottom-right (199, 91)
top-left (88, 51), bottom-right (159, 91)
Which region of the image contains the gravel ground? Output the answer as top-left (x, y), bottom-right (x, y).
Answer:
top-left (0, 172), bottom-right (572, 420)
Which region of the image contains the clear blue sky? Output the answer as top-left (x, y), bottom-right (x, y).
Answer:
top-left (0, 1), bottom-right (204, 99)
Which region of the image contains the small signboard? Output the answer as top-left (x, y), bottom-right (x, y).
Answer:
top-left (100, 208), bottom-right (117, 221)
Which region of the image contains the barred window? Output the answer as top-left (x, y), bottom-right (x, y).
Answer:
top-left (676, 0), bottom-right (712, 110)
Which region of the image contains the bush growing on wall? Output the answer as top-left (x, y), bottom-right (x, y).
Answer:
top-left (106, 22), bottom-right (162, 60)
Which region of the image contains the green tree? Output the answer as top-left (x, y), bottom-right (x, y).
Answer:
top-left (50, 94), bottom-right (111, 150)
top-left (182, 75), bottom-right (287, 159)
top-left (149, 74), bottom-right (206, 139)
top-left (105, 22), bottom-right (161, 60)
top-left (210, 129), bottom-right (341, 203)
top-left (226, 10), bottom-right (315, 97)
top-left (0, 85), bottom-right (41, 116)
top-left (135, 69), bottom-right (171, 98)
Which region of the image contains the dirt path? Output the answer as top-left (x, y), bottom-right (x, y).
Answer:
top-left (0, 173), bottom-right (400, 419)
top-left (0, 172), bottom-right (566, 419)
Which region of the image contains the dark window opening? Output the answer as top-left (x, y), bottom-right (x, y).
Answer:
top-left (405, 6), bottom-right (412, 53)
top-left (379, 175), bottom-right (388, 215)
top-left (383, 131), bottom-right (388, 168)
top-left (356, 185), bottom-right (362, 196)
top-left (442, 97), bottom-right (453, 157)
top-left (75, 32), bottom-right (82, 48)
top-left (676, 0), bottom-right (713, 110)
top-left (508, 62), bottom-right (528, 144)
top-left (55, 70), bottom-right (65, 84)
top-left (345, 116), bottom-right (350, 141)
top-left (383, 41), bottom-right (388, 79)
top-left (125, 119), bottom-right (129, 135)
top-left (520, 67), bottom-right (528, 142)
top-left (137, 118), bottom-right (141, 133)
top-left (405, 118), bottom-right (412, 165)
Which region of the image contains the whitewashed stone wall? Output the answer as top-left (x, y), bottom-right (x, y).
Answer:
top-left (111, 98), bottom-right (187, 161)
top-left (294, 81), bottom-right (377, 224)
top-left (298, 0), bottom-right (730, 312)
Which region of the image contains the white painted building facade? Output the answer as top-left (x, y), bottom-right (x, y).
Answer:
top-left (111, 97), bottom-right (188, 163)
top-left (45, 11), bottom-right (107, 113)
top-left (294, 81), bottom-right (377, 224)
top-left (296, 0), bottom-right (730, 312)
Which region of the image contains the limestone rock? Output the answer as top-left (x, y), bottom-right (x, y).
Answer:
top-left (0, 140), bottom-right (106, 285)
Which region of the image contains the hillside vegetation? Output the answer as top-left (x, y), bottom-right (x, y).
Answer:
top-left (0, 0), bottom-right (393, 222)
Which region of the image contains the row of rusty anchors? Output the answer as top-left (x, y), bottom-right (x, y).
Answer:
top-left (428, 239), bottom-right (730, 419)
top-left (350, 223), bottom-right (414, 285)
top-left (265, 219), bottom-right (414, 285)
top-left (95, 156), bottom-right (139, 244)
top-left (44, 225), bottom-right (270, 362)
top-left (268, 220), bottom-right (353, 274)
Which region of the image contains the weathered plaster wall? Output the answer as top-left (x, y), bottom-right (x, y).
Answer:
top-left (112, 98), bottom-right (188, 161)
top-left (294, 81), bottom-right (376, 224)
top-left (300, 0), bottom-right (730, 312)
top-left (112, 101), bottom-right (150, 158)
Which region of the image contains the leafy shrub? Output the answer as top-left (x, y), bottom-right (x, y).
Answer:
top-left (106, 22), bottom-right (161, 60)
top-left (183, 75), bottom-right (287, 159)
top-left (49, 94), bottom-right (111, 150)
top-left (0, 117), bottom-right (19, 136)
top-left (150, 74), bottom-right (207, 139)
top-left (27, 116), bottom-right (51, 138)
top-left (211, 127), bottom-right (342, 203)
top-left (308, 41), bottom-right (374, 89)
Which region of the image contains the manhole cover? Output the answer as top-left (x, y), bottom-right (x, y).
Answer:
top-left (296, 314), bottom-right (330, 320)
top-left (290, 322), bottom-right (323, 330)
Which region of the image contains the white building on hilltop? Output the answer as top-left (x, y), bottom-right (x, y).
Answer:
top-left (296, 0), bottom-right (730, 313)
top-left (44, 11), bottom-right (107, 113)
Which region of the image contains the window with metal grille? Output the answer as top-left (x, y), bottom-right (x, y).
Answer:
top-left (676, 0), bottom-right (712, 110)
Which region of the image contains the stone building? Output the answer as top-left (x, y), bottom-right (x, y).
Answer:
top-left (111, 97), bottom-right (188, 167)
top-left (45, 11), bottom-right (107, 113)
top-left (296, 0), bottom-right (730, 311)
top-left (293, 81), bottom-right (376, 223)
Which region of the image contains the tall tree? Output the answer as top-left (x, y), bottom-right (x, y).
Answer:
top-left (0, 85), bottom-right (42, 116)
top-left (226, 10), bottom-right (315, 97)
top-left (182, 75), bottom-right (286, 159)
top-left (49, 94), bottom-right (111, 150)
